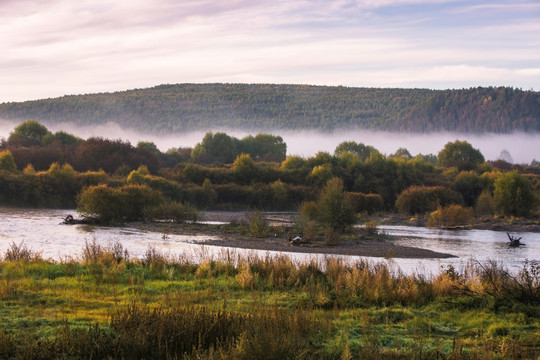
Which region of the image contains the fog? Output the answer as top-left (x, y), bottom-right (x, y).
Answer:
top-left (1, 119), bottom-right (539, 164)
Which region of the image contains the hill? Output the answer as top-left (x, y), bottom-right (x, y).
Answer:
top-left (0, 84), bottom-right (538, 133)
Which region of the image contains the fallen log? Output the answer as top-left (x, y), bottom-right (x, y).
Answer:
top-left (506, 232), bottom-right (523, 247)
top-left (61, 214), bottom-right (95, 225)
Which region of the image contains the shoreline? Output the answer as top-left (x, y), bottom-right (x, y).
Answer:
top-left (132, 220), bottom-right (456, 260)
top-left (130, 211), bottom-right (540, 259)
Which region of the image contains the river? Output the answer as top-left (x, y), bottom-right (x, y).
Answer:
top-left (1, 208), bottom-right (538, 276)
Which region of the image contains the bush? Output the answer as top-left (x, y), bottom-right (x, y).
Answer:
top-left (247, 212), bottom-right (268, 238)
top-left (316, 177), bottom-right (356, 232)
top-left (299, 200), bottom-right (319, 220)
top-left (270, 180), bottom-right (288, 209)
top-left (77, 184), bottom-right (164, 223)
top-left (475, 190), bottom-right (494, 215)
top-left (280, 155), bottom-right (306, 170)
top-left (144, 201), bottom-right (198, 222)
top-left (346, 192), bottom-right (384, 214)
top-left (453, 170), bottom-right (487, 207)
top-left (3, 241), bottom-right (41, 262)
top-left (427, 204), bottom-right (473, 228)
top-left (0, 150), bottom-right (17, 172)
top-left (233, 153), bottom-right (258, 184)
top-left (395, 185), bottom-right (463, 214)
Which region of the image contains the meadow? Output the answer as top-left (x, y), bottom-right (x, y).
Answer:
top-left (0, 241), bottom-right (538, 359)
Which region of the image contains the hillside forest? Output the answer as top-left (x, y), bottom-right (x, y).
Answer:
top-left (0, 84), bottom-right (539, 133)
top-left (0, 120), bottom-right (538, 226)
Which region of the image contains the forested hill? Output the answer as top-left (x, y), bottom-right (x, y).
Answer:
top-left (0, 84), bottom-right (538, 133)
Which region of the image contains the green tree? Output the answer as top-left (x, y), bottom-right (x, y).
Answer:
top-left (9, 120), bottom-right (51, 145)
top-left (239, 133), bottom-right (287, 162)
top-left (391, 147), bottom-right (413, 160)
top-left (493, 171), bottom-right (536, 217)
top-left (42, 131), bottom-right (81, 146)
top-left (0, 150), bottom-right (17, 172)
top-left (137, 141), bottom-right (160, 154)
top-left (453, 171), bottom-right (487, 207)
top-left (334, 141), bottom-right (377, 161)
top-left (191, 132), bottom-right (238, 164)
top-left (438, 140), bottom-right (484, 171)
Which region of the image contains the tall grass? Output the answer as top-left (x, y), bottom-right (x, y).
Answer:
top-left (1, 243), bottom-right (539, 359)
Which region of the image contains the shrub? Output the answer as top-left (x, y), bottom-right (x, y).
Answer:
top-left (346, 192), bottom-right (384, 214)
top-left (77, 184), bottom-right (164, 223)
top-left (0, 150), bottom-right (17, 172)
top-left (475, 190), bottom-right (494, 215)
top-left (3, 241), bottom-right (41, 262)
top-left (395, 185), bottom-right (463, 214)
top-left (427, 204), bottom-right (473, 228)
top-left (363, 220), bottom-right (379, 235)
top-left (270, 179), bottom-right (288, 209)
top-left (144, 201), bottom-right (198, 222)
top-left (126, 165), bottom-right (150, 184)
top-left (310, 164), bottom-right (333, 185)
top-left (233, 153), bottom-right (258, 184)
top-left (316, 177), bottom-right (355, 232)
top-left (453, 170), bottom-right (487, 207)
top-left (280, 155), bottom-right (306, 170)
top-left (299, 178), bottom-right (355, 234)
top-left (247, 211), bottom-right (268, 238)
top-left (299, 200), bottom-right (319, 220)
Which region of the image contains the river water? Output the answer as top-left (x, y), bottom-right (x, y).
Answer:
top-left (0, 208), bottom-right (538, 276)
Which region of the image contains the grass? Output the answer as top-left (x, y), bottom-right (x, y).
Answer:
top-left (0, 242), bottom-right (539, 359)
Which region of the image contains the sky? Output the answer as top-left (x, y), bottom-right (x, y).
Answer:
top-left (1, 0), bottom-right (539, 102)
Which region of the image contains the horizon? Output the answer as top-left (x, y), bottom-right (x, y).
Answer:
top-left (2, 0), bottom-right (539, 102)
top-left (3, 82), bottom-right (537, 104)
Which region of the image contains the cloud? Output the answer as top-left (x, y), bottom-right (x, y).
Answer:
top-left (0, 0), bottom-right (539, 101)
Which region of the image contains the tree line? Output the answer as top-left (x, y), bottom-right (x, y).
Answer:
top-left (0, 121), bottom-right (538, 223)
top-left (0, 84), bottom-right (538, 133)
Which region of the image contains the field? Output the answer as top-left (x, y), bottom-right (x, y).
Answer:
top-left (0, 241), bottom-right (539, 359)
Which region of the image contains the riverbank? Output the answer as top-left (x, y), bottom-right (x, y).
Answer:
top-left (132, 211), bottom-right (456, 259)
top-left (130, 211), bottom-right (540, 260)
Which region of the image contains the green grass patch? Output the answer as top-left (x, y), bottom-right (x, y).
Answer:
top-left (0, 250), bottom-right (539, 359)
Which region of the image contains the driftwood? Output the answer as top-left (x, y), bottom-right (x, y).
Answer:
top-left (506, 233), bottom-right (523, 247)
top-left (287, 232), bottom-right (303, 246)
top-left (61, 214), bottom-right (94, 225)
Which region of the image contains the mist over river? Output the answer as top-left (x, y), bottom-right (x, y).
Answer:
top-left (1, 208), bottom-right (538, 276)
top-left (1, 120), bottom-right (539, 163)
